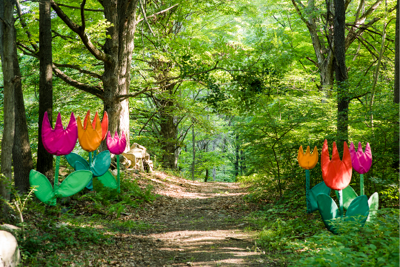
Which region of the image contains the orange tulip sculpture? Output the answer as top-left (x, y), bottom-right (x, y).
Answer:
top-left (297, 146), bottom-right (330, 213)
top-left (65, 111), bottom-right (111, 190)
top-left (316, 140), bottom-right (369, 233)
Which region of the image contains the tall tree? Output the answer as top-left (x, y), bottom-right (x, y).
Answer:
top-left (37, 0), bottom-right (54, 180)
top-left (12, 32), bottom-right (34, 193)
top-left (290, 0), bottom-right (397, 91)
top-left (49, 0), bottom-right (146, 150)
top-left (393, 1), bottom-right (400, 171)
top-left (0, 0), bottom-right (16, 205)
top-left (334, 0), bottom-right (349, 143)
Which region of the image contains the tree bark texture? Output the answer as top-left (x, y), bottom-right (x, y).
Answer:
top-left (37, 0), bottom-right (54, 180)
top-left (50, 0), bottom-right (140, 153)
top-left (192, 124), bottom-right (195, 180)
top-left (13, 44), bottom-right (33, 194)
top-left (0, 0), bottom-right (16, 203)
top-left (158, 99), bottom-right (179, 169)
top-left (334, 0), bottom-right (349, 144)
top-left (393, 1), bottom-right (400, 171)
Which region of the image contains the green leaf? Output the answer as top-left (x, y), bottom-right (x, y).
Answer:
top-left (55, 170), bottom-right (93, 198)
top-left (29, 169), bottom-right (55, 205)
top-left (75, 161), bottom-right (89, 171)
top-left (65, 153), bottom-right (89, 170)
top-left (309, 181), bottom-right (331, 212)
top-left (316, 193), bottom-right (339, 233)
top-left (367, 192), bottom-right (379, 221)
top-left (95, 170), bottom-right (118, 189)
top-left (91, 150), bottom-right (111, 177)
top-left (346, 195), bottom-right (369, 225)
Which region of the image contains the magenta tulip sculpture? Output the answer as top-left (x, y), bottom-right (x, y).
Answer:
top-left (350, 142), bottom-right (372, 195)
top-left (29, 112), bottom-right (92, 205)
top-left (42, 112), bottom-right (77, 156)
top-left (106, 131), bottom-right (127, 192)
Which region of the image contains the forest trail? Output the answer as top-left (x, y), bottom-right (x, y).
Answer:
top-left (107, 171), bottom-right (268, 267)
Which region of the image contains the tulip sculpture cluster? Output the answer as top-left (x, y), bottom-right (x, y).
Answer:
top-left (298, 140), bottom-right (379, 234)
top-left (29, 111), bottom-right (127, 206)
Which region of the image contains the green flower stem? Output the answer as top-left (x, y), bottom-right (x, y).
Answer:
top-left (360, 174), bottom-right (364, 195)
top-left (89, 152), bottom-right (92, 166)
top-left (305, 169), bottom-right (311, 213)
top-left (117, 154), bottom-right (120, 193)
top-left (338, 189), bottom-right (343, 217)
top-left (93, 150), bottom-right (97, 159)
top-left (54, 156), bottom-right (60, 191)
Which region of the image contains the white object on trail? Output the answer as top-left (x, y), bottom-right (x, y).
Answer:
top-left (0, 230), bottom-right (20, 267)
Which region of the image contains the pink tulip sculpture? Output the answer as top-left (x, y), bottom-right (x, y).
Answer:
top-left (350, 142), bottom-right (372, 195)
top-left (29, 112), bottom-right (92, 205)
top-left (347, 142), bottom-right (378, 221)
top-left (107, 131), bottom-right (127, 193)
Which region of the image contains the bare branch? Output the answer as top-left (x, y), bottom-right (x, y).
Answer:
top-left (53, 63), bottom-right (102, 80)
top-left (50, 0), bottom-right (111, 63)
top-left (139, 0), bottom-right (155, 37)
top-left (117, 87), bottom-right (161, 101)
top-left (55, 3), bottom-right (104, 12)
top-left (80, 0), bottom-right (86, 31)
top-left (136, 4), bottom-right (179, 23)
top-left (52, 64), bottom-right (104, 99)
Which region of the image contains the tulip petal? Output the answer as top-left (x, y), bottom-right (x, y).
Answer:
top-left (77, 114), bottom-right (102, 152)
top-left (29, 169), bottom-right (55, 205)
top-left (41, 112), bottom-right (78, 156)
top-left (350, 142), bottom-right (372, 174)
top-left (297, 145), bottom-right (318, 170)
top-left (91, 150), bottom-right (111, 177)
top-left (101, 112), bottom-right (108, 140)
top-left (321, 140), bottom-right (352, 190)
top-left (107, 131), bottom-right (127, 155)
top-left (55, 170), bottom-right (93, 198)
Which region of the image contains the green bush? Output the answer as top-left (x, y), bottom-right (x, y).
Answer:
top-left (288, 208), bottom-right (399, 266)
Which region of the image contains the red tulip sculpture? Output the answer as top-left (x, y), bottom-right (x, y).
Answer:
top-left (316, 140), bottom-right (369, 233)
top-left (29, 112), bottom-right (92, 205)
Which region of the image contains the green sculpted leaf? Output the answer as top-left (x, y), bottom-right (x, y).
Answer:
top-left (66, 153), bottom-right (89, 170)
top-left (346, 195), bottom-right (369, 225)
top-left (316, 193), bottom-right (339, 233)
top-left (29, 170), bottom-right (55, 205)
top-left (335, 185), bottom-right (358, 210)
top-left (56, 170), bottom-right (93, 197)
top-left (309, 182), bottom-right (331, 212)
top-left (367, 192), bottom-right (379, 221)
top-left (91, 150), bottom-right (111, 177)
top-left (96, 170), bottom-right (118, 189)
top-left (75, 161), bottom-right (89, 171)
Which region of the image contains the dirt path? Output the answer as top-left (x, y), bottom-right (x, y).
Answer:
top-left (110, 171), bottom-right (268, 267)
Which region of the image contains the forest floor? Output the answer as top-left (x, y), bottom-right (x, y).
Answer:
top-left (93, 171), bottom-right (269, 267)
top-left (55, 170), bottom-right (272, 267)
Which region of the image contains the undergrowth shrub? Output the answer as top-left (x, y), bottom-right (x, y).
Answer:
top-left (288, 208), bottom-right (399, 266)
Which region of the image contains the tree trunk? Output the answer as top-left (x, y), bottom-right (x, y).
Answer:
top-left (234, 132), bottom-right (239, 179)
top-left (393, 1), bottom-right (400, 172)
top-left (0, 0), bottom-right (16, 206)
top-left (192, 124), bottom-right (195, 180)
top-left (12, 36), bottom-right (33, 194)
top-left (37, 0), bottom-right (53, 180)
top-left (334, 0), bottom-right (349, 144)
top-left (157, 98), bottom-right (179, 169)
